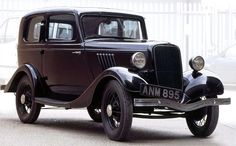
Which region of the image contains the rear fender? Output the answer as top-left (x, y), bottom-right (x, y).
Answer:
top-left (4, 64), bottom-right (45, 96)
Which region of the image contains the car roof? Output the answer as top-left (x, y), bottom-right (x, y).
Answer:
top-left (23, 7), bottom-right (143, 18)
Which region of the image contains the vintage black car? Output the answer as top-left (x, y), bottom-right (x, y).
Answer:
top-left (2, 8), bottom-right (231, 141)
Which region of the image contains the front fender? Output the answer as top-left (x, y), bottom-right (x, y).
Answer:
top-left (104, 67), bottom-right (148, 92)
top-left (183, 70), bottom-right (224, 102)
top-left (70, 67), bottom-right (147, 108)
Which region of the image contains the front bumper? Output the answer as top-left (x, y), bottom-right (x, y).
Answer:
top-left (134, 98), bottom-right (231, 112)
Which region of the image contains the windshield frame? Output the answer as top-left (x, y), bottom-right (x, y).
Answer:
top-left (79, 12), bottom-right (148, 41)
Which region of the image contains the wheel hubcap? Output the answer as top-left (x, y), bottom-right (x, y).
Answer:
top-left (20, 94), bottom-right (26, 104)
top-left (106, 104), bottom-right (112, 117)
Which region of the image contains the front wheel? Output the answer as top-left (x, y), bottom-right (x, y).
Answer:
top-left (16, 76), bottom-right (41, 123)
top-left (101, 80), bottom-right (133, 141)
top-left (186, 96), bottom-right (219, 137)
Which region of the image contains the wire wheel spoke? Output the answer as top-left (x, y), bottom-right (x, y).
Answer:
top-left (112, 110), bottom-right (121, 114)
top-left (112, 117), bottom-right (120, 128)
top-left (108, 114), bottom-right (120, 128)
top-left (195, 115), bottom-right (207, 127)
top-left (20, 85), bottom-right (33, 114)
top-left (94, 108), bottom-right (101, 114)
top-left (25, 105), bottom-right (31, 114)
top-left (107, 92), bottom-right (121, 129)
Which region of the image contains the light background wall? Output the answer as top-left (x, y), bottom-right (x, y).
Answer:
top-left (1, 0), bottom-right (236, 69)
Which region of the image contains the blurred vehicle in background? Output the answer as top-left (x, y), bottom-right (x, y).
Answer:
top-left (205, 44), bottom-right (236, 86)
top-left (0, 17), bottom-right (19, 85)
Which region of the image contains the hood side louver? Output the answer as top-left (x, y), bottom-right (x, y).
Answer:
top-left (97, 53), bottom-right (116, 69)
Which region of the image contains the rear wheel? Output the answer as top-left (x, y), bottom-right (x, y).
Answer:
top-left (16, 76), bottom-right (41, 123)
top-left (87, 104), bottom-right (102, 122)
top-left (101, 80), bottom-right (133, 141)
top-left (186, 96), bottom-right (219, 137)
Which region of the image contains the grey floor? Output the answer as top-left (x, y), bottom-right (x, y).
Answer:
top-left (0, 90), bottom-right (235, 146)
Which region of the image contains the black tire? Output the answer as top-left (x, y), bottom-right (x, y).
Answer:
top-left (87, 104), bottom-right (102, 122)
top-left (16, 76), bottom-right (41, 123)
top-left (101, 80), bottom-right (133, 141)
top-left (186, 96), bottom-right (219, 137)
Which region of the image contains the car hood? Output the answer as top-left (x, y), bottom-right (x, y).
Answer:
top-left (84, 39), bottom-right (170, 52)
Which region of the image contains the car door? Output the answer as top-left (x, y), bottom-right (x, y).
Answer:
top-left (18, 15), bottom-right (45, 75)
top-left (42, 13), bottom-right (92, 95)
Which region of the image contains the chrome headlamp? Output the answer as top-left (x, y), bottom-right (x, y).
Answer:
top-left (131, 52), bottom-right (146, 69)
top-left (189, 56), bottom-right (205, 71)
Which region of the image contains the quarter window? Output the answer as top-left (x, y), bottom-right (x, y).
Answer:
top-left (48, 14), bottom-right (75, 41)
top-left (25, 16), bottom-right (44, 42)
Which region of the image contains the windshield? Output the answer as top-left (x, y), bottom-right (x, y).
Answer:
top-left (82, 16), bottom-right (143, 40)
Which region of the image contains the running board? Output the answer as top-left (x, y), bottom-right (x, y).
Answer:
top-left (35, 97), bottom-right (71, 109)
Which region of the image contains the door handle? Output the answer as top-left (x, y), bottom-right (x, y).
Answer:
top-left (72, 51), bottom-right (81, 55)
top-left (40, 50), bottom-right (44, 54)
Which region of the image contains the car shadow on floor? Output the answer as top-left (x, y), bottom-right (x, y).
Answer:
top-left (2, 116), bottom-right (220, 145)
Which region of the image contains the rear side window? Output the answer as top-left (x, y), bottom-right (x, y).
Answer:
top-left (25, 16), bottom-right (44, 42)
top-left (48, 14), bottom-right (76, 41)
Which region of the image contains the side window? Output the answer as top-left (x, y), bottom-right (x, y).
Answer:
top-left (25, 16), bottom-right (44, 42)
top-left (48, 14), bottom-right (76, 41)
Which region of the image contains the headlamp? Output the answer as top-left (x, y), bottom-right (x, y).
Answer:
top-left (131, 52), bottom-right (146, 69)
top-left (189, 56), bottom-right (205, 71)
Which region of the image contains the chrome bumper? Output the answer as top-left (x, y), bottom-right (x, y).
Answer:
top-left (134, 98), bottom-right (231, 112)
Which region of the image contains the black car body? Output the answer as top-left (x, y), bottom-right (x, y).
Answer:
top-left (2, 8), bottom-right (230, 141)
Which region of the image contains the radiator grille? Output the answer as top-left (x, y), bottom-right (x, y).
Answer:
top-left (97, 53), bottom-right (116, 69)
top-left (153, 45), bottom-right (183, 90)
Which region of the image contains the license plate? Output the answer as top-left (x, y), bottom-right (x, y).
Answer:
top-left (140, 84), bottom-right (182, 100)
